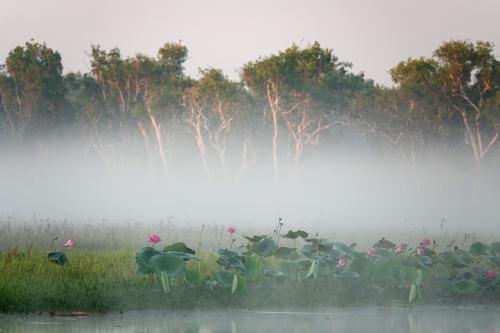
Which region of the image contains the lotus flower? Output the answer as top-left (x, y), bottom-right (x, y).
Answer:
top-left (63, 239), bottom-right (76, 248)
top-left (338, 257), bottom-right (347, 267)
top-left (422, 239), bottom-right (431, 246)
top-left (417, 246), bottom-right (425, 255)
top-left (148, 234), bottom-right (161, 244)
top-left (395, 244), bottom-right (406, 253)
top-left (227, 226), bottom-right (237, 234)
top-left (367, 248), bottom-right (376, 256)
top-left (395, 244), bottom-right (404, 253)
top-left (487, 271), bottom-right (496, 280)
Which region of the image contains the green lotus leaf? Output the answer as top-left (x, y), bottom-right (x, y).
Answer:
top-left (470, 242), bottom-right (489, 255)
top-left (252, 238), bottom-right (277, 257)
top-left (490, 242), bottom-right (500, 255)
top-left (135, 247), bottom-right (162, 272)
top-left (301, 244), bottom-right (316, 257)
top-left (264, 269), bottom-right (286, 283)
top-left (318, 239), bottom-right (335, 251)
top-left (488, 256), bottom-right (500, 265)
top-left (274, 247), bottom-right (299, 260)
top-left (150, 253), bottom-right (185, 277)
top-left (214, 270), bottom-right (235, 289)
top-left (327, 248), bottom-right (346, 260)
top-left (319, 255), bottom-right (338, 266)
top-left (164, 242), bottom-right (196, 255)
top-left (184, 269), bottom-right (202, 288)
top-left (244, 235), bottom-right (267, 243)
top-left (282, 230), bottom-right (309, 239)
top-left (418, 255), bottom-right (433, 266)
top-left (217, 248), bottom-right (240, 258)
top-left (334, 242), bottom-right (355, 255)
top-left (48, 252), bottom-right (68, 266)
top-left (164, 251), bottom-right (200, 261)
top-left (305, 238), bottom-right (321, 245)
top-left (373, 238), bottom-right (396, 249)
top-left (217, 255), bottom-right (245, 271)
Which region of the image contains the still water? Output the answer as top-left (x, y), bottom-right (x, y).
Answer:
top-left (1, 307), bottom-right (499, 333)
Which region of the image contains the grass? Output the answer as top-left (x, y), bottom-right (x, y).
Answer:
top-left (2, 219), bottom-right (500, 313)
top-left (0, 248), bottom-right (368, 312)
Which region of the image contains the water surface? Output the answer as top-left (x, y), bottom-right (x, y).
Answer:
top-left (1, 307), bottom-right (499, 332)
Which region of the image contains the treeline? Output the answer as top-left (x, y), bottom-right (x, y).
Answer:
top-left (0, 39), bottom-right (499, 183)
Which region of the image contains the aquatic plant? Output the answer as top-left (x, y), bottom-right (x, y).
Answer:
top-left (148, 234), bottom-right (161, 245)
top-left (63, 239), bottom-right (76, 249)
top-left (135, 242), bottom-right (201, 294)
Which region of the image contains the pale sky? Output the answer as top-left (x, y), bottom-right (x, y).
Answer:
top-left (1, 0), bottom-right (499, 86)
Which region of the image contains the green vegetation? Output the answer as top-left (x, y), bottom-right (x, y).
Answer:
top-left (0, 39), bottom-right (498, 185)
top-left (2, 225), bottom-right (500, 313)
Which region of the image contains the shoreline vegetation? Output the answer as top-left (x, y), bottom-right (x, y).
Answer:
top-left (1, 221), bottom-right (500, 313)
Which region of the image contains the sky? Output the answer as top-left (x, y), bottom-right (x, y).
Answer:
top-left (1, 0), bottom-right (499, 86)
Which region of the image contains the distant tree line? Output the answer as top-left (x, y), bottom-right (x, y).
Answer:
top-left (0, 39), bottom-right (498, 184)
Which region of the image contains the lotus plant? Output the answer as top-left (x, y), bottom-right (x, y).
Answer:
top-left (367, 248), bottom-right (376, 256)
top-left (148, 234), bottom-right (161, 246)
top-left (338, 257), bottom-right (347, 267)
top-left (64, 239), bottom-right (76, 249)
top-left (395, 244), bottom-right (406, 253)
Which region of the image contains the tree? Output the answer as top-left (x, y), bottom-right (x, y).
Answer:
top-left (87, 42), bottom-right (189, 177)
top-left (183, 68), bottom-right (248, 182)
top-left (0, 40), bottom-right (66, 141)
top-left (242, 42), bottom-right (369, 181)
top-left (434, 40), bottom-right (500, 163)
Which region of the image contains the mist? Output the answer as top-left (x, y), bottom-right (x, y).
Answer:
top-left (1, 132), bottom-right (499, 233)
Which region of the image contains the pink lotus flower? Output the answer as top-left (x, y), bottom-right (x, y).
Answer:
top-left (227, 226), bottom-right (237, 234)
top-left (338, 258), bottom-right (347, 267)
top-left (395, 244), bottom-right (406, 253)
top-left (63, 239), bottom-right (76, 248)
top-left (487, 271), bottom-right (496, 280)
top-left (422, 239), bottom-right (431, 246)
top-left (367, 248), bottom-right (376, 256)
top-left (148, 234), bottom-right (161, 244)
top-left (417, 246), bottom-right (425, 255)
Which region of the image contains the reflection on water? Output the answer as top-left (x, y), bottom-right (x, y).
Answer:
top-left (1, 307), bottom-right (499, 333)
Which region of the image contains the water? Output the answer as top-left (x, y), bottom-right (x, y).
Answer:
top-left (1, 307), bottom-right (499, 333)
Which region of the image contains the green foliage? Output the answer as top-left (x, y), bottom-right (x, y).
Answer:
top-left (470, 242), bottom-right (489, 255)
top-left (184, 269), bottom-right (202, 288)
top-left (47, 252), bottom-right (68, 266)
top-left (214, 270), bottom-right (236, 289)
top-left (4, 227), bottom-right (500, 314)
top-left (282, 230), bottom-right (309, 239)
top-left (164, 242), bottom-right (196, 255)
top-left (252, 238), bottom-right (278, 257)
top-left (242, 255), bottom-right (260, 281)
top-left (150, 253), bottom-right (185, 277)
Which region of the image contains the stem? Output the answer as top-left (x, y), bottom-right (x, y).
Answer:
top-left (161, 271), bottom-right (170, 294)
